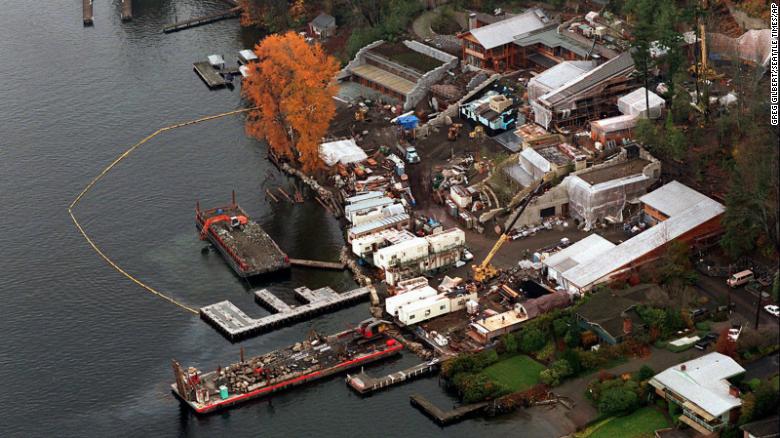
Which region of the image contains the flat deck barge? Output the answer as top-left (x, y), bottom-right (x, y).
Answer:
top-left (172, 318), bottom-right (402, 414)
top-left (196, 193), bottom-right (290, 277)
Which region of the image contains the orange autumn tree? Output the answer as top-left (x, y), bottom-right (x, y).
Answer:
top-left (243, 32), bottom-right (339, 171)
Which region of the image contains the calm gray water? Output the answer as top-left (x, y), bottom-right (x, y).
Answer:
top-left (0, 1), bottom-right (565, 436)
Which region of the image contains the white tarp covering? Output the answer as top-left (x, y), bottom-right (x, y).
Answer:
top-left (617, 87), bottom-right (665, 119)
top-left (564, 171), bottom-right (652, 230)
top-left (208, 55), bottom-right (225, 68)
top-left (319, 139), bottom-right (368, 166)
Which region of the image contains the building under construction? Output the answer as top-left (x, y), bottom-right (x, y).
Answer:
top-left (532, 51), bottom-right (637, 130)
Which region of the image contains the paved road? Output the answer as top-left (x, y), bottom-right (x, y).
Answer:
top-left (744, 352), bottom-right (780, 381)
top-left (694, 273), bottom-right (779, 329)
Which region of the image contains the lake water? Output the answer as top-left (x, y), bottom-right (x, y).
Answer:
top-left (0, 1), bottom-right (569, 436)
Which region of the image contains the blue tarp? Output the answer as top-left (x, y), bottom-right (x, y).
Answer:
top-left (396, 115), bottom-right (419, 130)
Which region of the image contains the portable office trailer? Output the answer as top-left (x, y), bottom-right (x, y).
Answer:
top-left (397, 295), bottom-right (451, 325)
top-left (373, 238), bottom-right (429, 270)
top-left (385, 286), bottom-right (439, 316)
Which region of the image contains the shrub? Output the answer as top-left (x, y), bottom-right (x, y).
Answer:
top-left (695, 321), bottom-right (712, 332)
top-left (501, 333), bottom-right (518, 354)
top-left (598, 386), bottom-right (639, 415)
top-left (537, 342), bottom-right (556, 362)
top-left (520, 327), bottom-right (547, 354)
top-left (561, 349), bottom-right (583, 375)
top-left (638, 365), bottom-right (655, 381)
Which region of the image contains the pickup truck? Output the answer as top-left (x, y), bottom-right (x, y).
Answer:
top-left (395, 143), bottom-right (420, 164)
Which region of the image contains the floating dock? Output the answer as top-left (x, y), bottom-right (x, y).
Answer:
top-left (289, 258), bottom-right (345, 270)
top-left (193, 62), bottom-right (229, 89)
top-left (163, 7), bottom-right (241, 33)
top-left (409, 394), bottom-right (490, 426)
top-left (83, 0), bottom-right (93, 26)
top-left (121, 0), bottom-right (132, 21)
top-left (173, 319), bottom-right (403, 414)
top-left (196, 194), bottom-right (289, 277)
top-left (201, 286), bottom-right (372, 341)
top-left (346, 359), bottom-right (440, 394)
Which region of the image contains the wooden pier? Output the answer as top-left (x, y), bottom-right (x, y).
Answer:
top-left (193, 62), bottom-right (228, 89)
top-left (121, 0), bottom-right (132, 21)
top-left (200, 286), bottom-right (373, 341)
top-left (289, 258), bottom-right (345, 270)
top-left (83, 0), bottom-right (93, 26)
top-left (163, 7), bottom-right (241, 33)
top-left (346, 359), bottom-right (440, 394)
top-left (409, 394), bottom-right (490, 426)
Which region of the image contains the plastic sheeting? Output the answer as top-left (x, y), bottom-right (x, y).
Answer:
top-left (564, 172), bottom-right (651, 230)
top-left (617, 88), bottom-right (665, 119)
top-left (319, 139), bottom-right (368, 166)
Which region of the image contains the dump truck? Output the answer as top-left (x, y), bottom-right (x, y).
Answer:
top-left (395, 143), bottom-right (420, 164)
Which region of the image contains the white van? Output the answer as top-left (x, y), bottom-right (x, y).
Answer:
top-left (727, 270), bottom-right (754, 288)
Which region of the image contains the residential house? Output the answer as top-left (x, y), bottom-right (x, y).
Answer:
top-left (459, 8), bottom-right (552, 72)
top-left (308, 13), bottom-right (336, 39)
top-left (650, 353), bottom-right (745, 435)
top-left (572, 284), bottom-right (658, 344)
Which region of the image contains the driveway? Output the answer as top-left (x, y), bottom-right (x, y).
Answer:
top-left (553, 347), bottom-right (706, 428)
top-left (744, 352), bottom-right (780, 381)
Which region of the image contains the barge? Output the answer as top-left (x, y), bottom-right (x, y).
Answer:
top-left (172, 318), bottom-right (403, 414)
top-left (196, 192), bottom-right (290, 277)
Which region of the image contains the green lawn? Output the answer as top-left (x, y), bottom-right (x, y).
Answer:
top-left (588, 407), bottom-right (671, 438)
top-left (480, 354), bottom-right (545, 392)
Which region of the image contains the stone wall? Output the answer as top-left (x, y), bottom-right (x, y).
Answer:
top-left (335, 40), bottom-right (385, 81)
top-left (402, 40), bottom-right (458, 110)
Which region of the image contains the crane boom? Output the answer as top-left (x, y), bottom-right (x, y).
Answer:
top-left (472, 182), bottom-right (547, 282)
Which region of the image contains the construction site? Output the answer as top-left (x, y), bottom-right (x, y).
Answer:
top-left (160, 0), bottom-right (777, 431)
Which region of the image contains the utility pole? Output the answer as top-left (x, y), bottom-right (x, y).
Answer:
top-left (754, 290), bottom-right (762, 329)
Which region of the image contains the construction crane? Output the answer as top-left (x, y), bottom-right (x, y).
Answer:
top-left (689, 0), bottom-right (724, 84)
top-left (472, 181), bottom-right (548, 283)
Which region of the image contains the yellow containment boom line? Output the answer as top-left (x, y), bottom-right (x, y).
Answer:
top-left (68, 107), bottom-right (256, 315)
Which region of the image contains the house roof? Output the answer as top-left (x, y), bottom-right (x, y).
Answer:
top-left (468, 8), bottom-right (550, 50)
top-left (740, 416), bottom-right (780, 438)
top-left (310, 12), bottom-right (335, 28)
top-left (348, 213), bottom-right (410, 236)
top-left (529, 61), bottom-right (596, 92)
top-left (514, 26), bottom-right (591, 57)
top-left (650, 352), bottom-right (744, 418)
top-left (544, 233), bottom-right (615, 275)
top-left (539, 51), bottom-right (635, 108)
top-left (563, 182), bottom-right (724, 289)
top-left (575, 284), bottom-right (658, 339)
top-left (639, 180), bottom-right (713, 218)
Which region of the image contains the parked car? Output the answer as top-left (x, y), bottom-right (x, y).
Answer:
top-left (764, 304), bottom-right (780, 318)
top-left (694, 338), bottom-right (712, 351)
top-left (727, 270), bottom-right (754, 288)
top-left (704, 332), bottom-right (719, 342)
top-left (689, 307), bottom-right (708, 321)
top-left (728, 324), bottom-right (742, 342)
top-left (462, 249), bottom-right (474, 262)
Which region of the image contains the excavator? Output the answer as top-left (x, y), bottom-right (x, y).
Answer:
top-left (199, 214), bottom-right (248, 240)
top-left (472, 181), bottom-right (548, 283)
